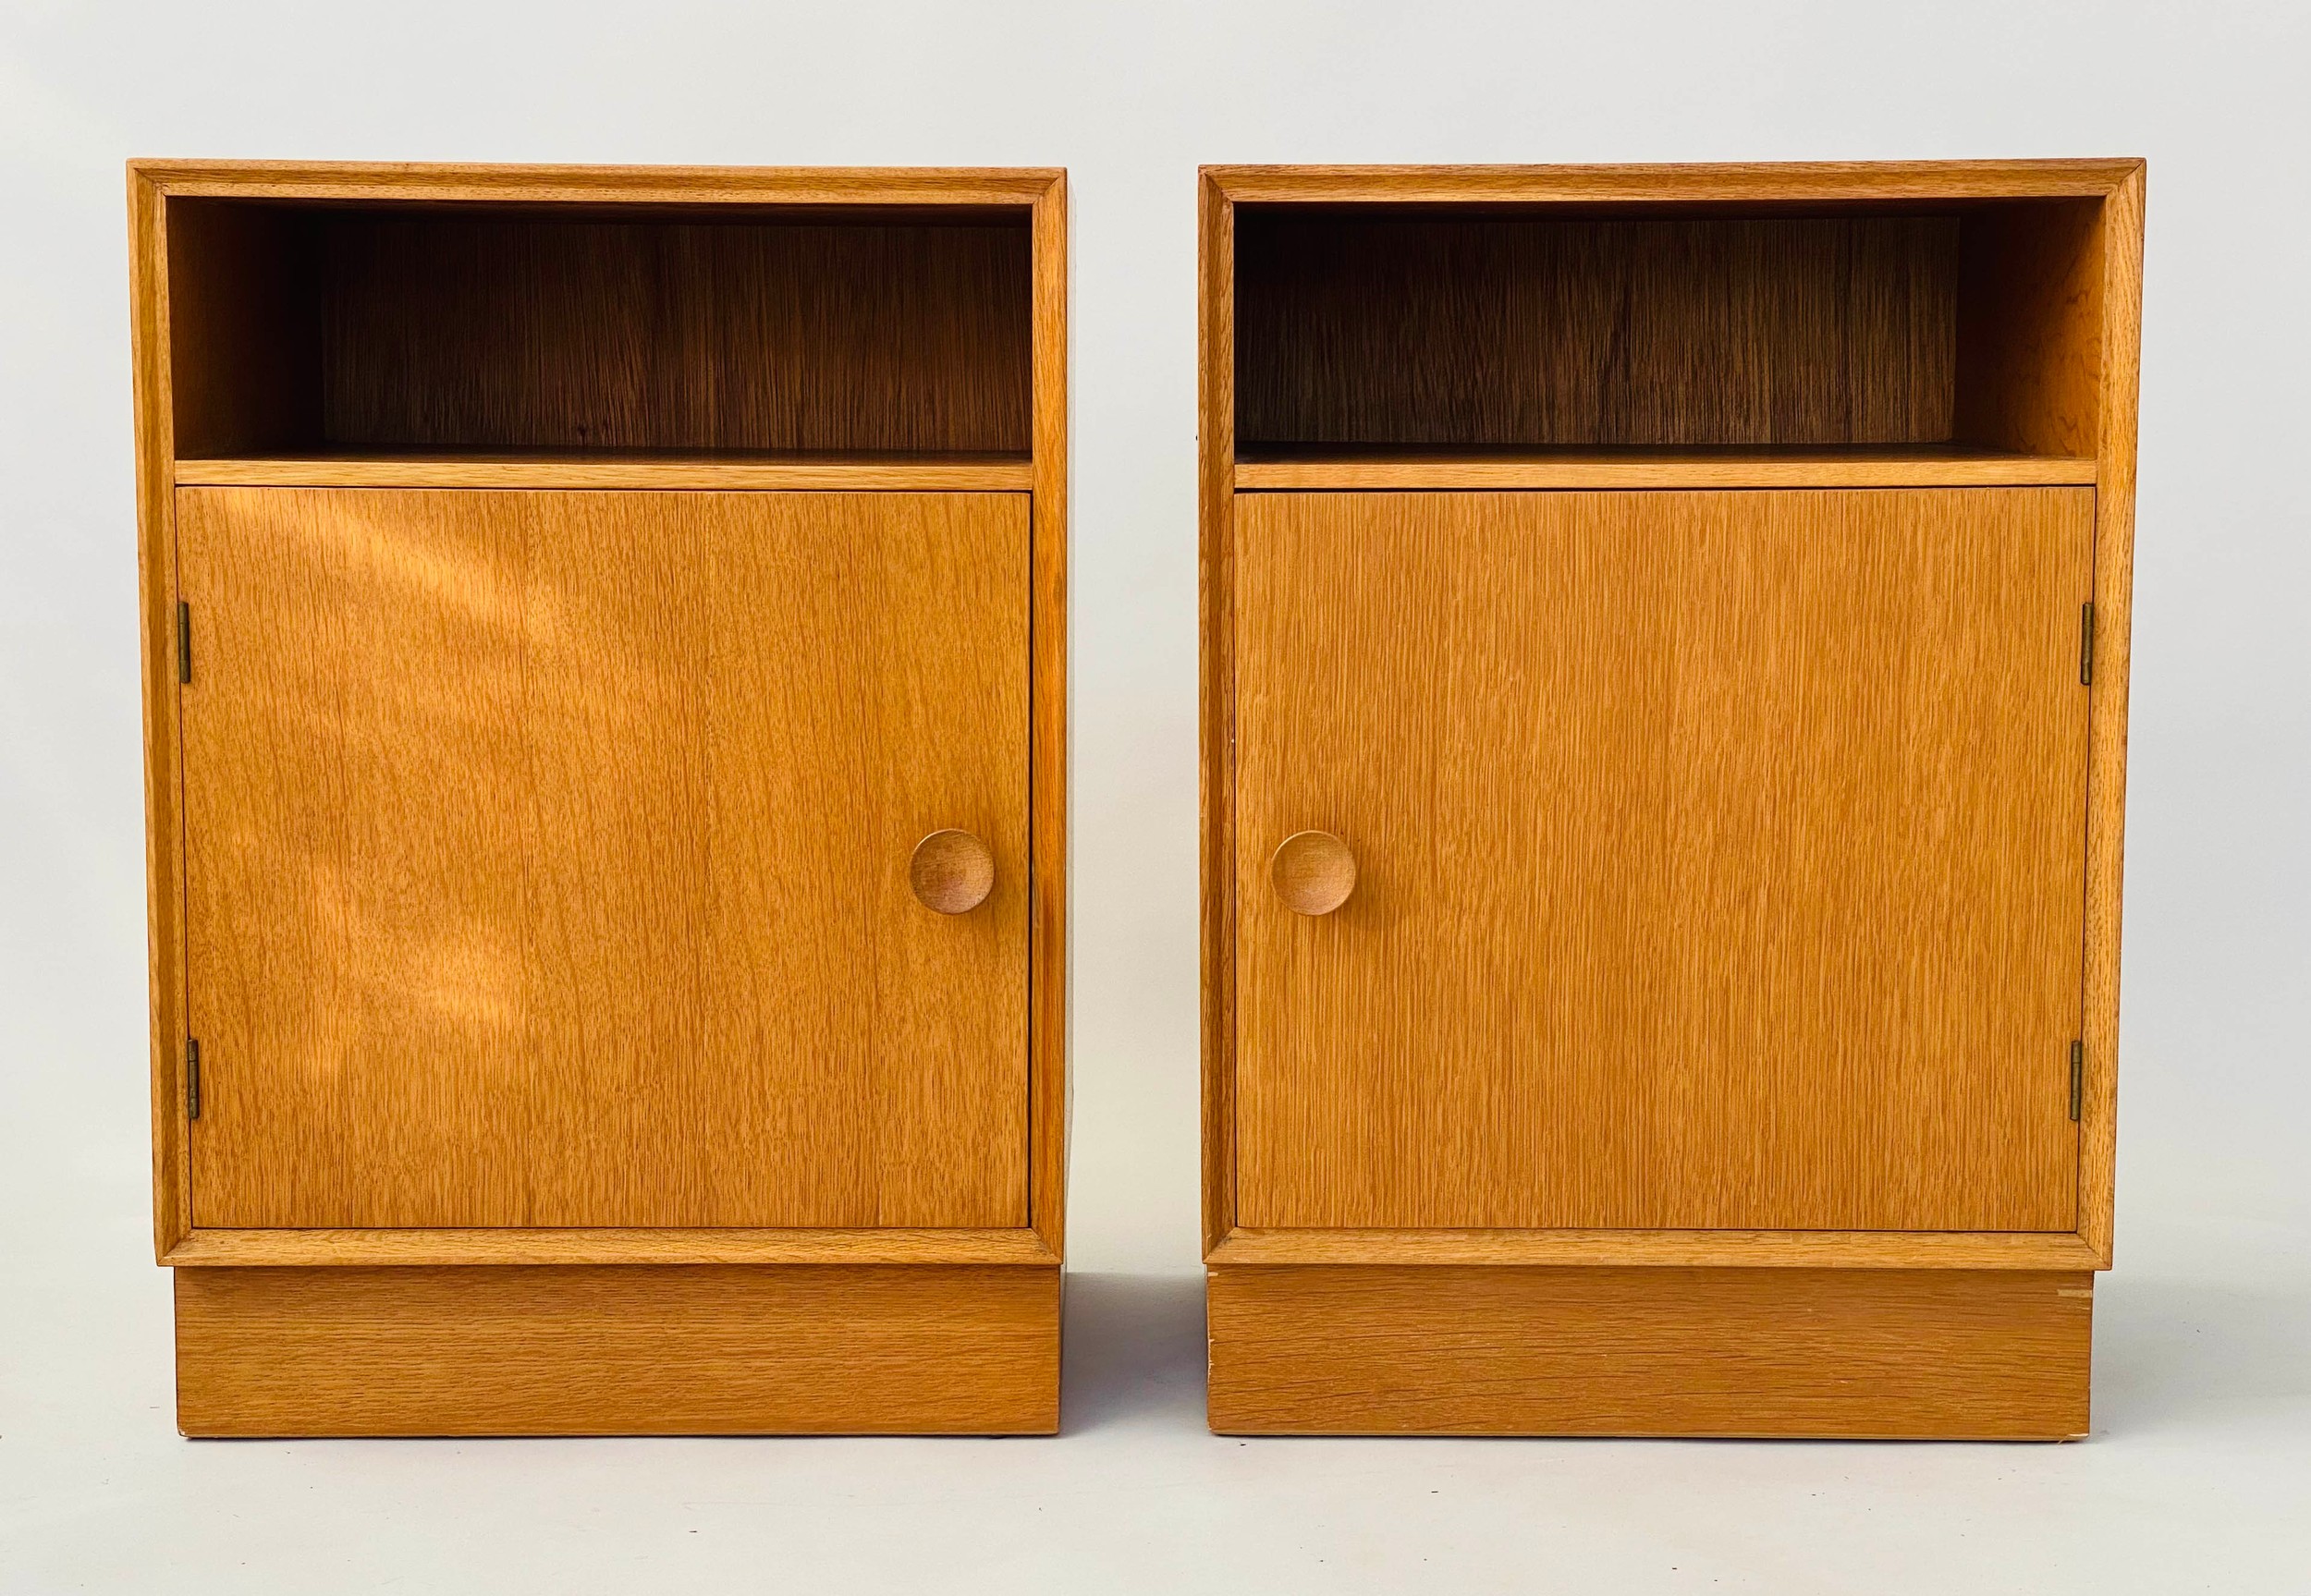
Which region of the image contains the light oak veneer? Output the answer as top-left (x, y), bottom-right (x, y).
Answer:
top-left (1201, 160), bottom-right (2144, 1438)
top-left (1207, 1265), bottom-right (2092, 1439)
top-left (178, 1265), bottom-right (1060, 1436)
top-left (133, 161), bottom-right (1069, 1434)
top-left (1234, 486), bottom-right (2092, 1234)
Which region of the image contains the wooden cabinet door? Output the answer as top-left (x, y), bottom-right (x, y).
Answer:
top-left (1233, 488), bottom-right (2093, 1232)
top-left (178, 488), bottom-right (1029, 1228)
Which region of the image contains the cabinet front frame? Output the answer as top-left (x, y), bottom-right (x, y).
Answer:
top-left (133, 162), bottom-right (1069, 1268)
top-left (1198, 161), bottom-right (2142, 1271)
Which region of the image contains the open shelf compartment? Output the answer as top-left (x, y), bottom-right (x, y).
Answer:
top-left (165, 199), bottom-right (1035, 466)
top-left (1232, 197), bottom-right (2110, 475)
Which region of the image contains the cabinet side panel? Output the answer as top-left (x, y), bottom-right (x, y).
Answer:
top-left (2081, 167), bottom-right (2145, 1263)
top-left (133, 174), bottom-right (190, 1254)
top-left (1029, 177), bottom-right (1069, 1250)
top-left (177, 1264), bottom-right (1059, 1435)
top-left (1199, 177), bottom-right (1238, 1252)
top-left (1953, 199), bottom-right (2104, 457)
top-left (1208, 1264), bottom-right (2091, 1438)
top-left (163, 200), bottom-right (324, 457)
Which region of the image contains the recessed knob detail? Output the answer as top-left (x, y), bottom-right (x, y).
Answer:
top-left (1271, 830), bottom-right (1356, 916)
top-left (911, 829), bottom-right (996, 914)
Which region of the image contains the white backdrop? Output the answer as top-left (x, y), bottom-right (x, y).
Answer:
top-left (3, 2), bottom-right (2307, 1590)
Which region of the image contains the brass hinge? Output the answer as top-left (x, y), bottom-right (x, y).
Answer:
top-left (185, 1037), bottom-right (202, 1121)
top-left (2068, 1039), bottom-right (2084, 1122)
top-left (177, 600), bottom-right (192, 685)
top-left (2079, 602), bottom-right (2096, 687)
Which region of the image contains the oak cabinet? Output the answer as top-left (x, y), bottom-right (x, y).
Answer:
top-left (1201, 162), bottom-right (2143, 1438)
top-left (133, 163), bottom-right (1067, 1435)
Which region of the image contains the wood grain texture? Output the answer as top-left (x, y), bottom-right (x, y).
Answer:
top-left (1205, 160), bottom-right (2141, 205)
top-left (1238, 214), bottom-right (1960, 448)
top-left (135, 160), bottom-right (1060, 208)
top-left (1208, 1226), bottom-right (2103, 1271)
top-left (1234, 445), bottom-right (2095, 491)
top-left (141, 164), bottom-right (1067, 1275)
top-left (1233, 488), bottom-right (2094, 1231)
top-left (1028, 176), bottom-right (1070, 1257)
top-left (302, 215), bottom-right (1028, 454)
top-left (165, 1227), bottom-right (1057, 1267)
top-left (911, 829), bottom-right (997, 914)
top-left (1269, 831), bottom-right (1356, 916)
top-left (174, 451), bottom-right (1034, 491)
top-left (130, 167), bottom-right (191, 1256)
top-left (1198, 172), bottom-right (1240, 1253)
top-left (1206, 1264), bottom-right (2092, 1438)
top-left (162, 199), bottom-right (321, 457)
top-left (2081, 164), bottom-right (2146, 1265)
top-left (177, 1264), bottom-right (1060, 1435)
top-left (177, 487), bottom-right (1028, 1229)
top-left (526, 493), bottom-right (709, 1224)
top-left (1955, 200), bottom-right (2106, 457)
top-left (1199, 163), bottom-right (2141, 1278)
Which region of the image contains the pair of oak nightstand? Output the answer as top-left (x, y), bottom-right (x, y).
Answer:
top-left (130, 157), bottom-right (2143, 1440)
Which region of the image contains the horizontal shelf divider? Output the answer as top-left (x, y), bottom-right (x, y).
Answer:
top-left (1208, 1227), bottom-right (2108, 1271)
top-left (175, 451), bottom-right (1035, 493)
top-left (1233, 447), bottom-right (2097, 492)
top-left (165, 1226), bottom-right (1060, 1269)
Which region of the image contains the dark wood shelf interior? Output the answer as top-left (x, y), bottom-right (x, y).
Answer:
top-left (166, 200), bottom-right (1035, 459)
top-left (1234, 200), bottom-right (2108, 459)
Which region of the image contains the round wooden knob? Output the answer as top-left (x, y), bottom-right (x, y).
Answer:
top-left (1271, 831), bottom-right (1356, 916)
top-left (911, 829), bottom-right (995, 914)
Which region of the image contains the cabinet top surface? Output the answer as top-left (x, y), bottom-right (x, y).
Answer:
top-left (129, 159), bottom-right (1063, 208)
top-left (1204, 159), bottom-right (2144, 205)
